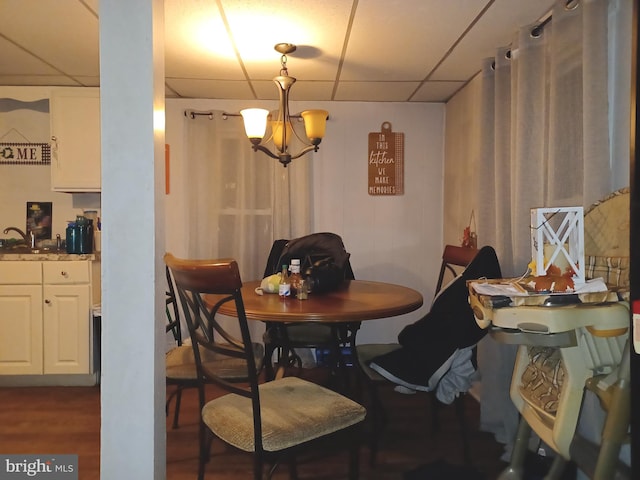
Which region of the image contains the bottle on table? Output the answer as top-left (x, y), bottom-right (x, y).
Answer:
top-left (279, 264), bottom-right (291, 299)
top-left (289, 258), bottom-right (303, 297)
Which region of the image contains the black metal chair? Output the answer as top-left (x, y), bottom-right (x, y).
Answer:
top-left (165, 265), bottom-right (198, 429)
top-left (355, 245), bottom-right (501, 466)
top-left (261, 237), bottom-right (358, 384)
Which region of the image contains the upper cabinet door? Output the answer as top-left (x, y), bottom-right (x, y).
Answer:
top-left (50, 88), bottom-right (101, 192)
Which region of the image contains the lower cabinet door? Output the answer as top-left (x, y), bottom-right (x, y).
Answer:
top-left (43, 284), bottom-right (90, 374)
top-left (0, 285), bottom-right (43, 375)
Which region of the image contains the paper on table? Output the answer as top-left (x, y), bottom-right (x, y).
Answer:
top-left (471, 277), bottom-right (609, 297)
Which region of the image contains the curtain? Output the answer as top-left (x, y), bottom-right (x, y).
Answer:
top-left (472, 0), bottom-right (631, 466)
top-left (182, 111), bottom-right (312, 339)
top-left (477, 0), bottom-right (616, 278)
top-left (183, 111), bottom-right (312, 281)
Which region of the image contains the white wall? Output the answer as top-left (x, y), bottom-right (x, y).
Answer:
top-left (0, 87), bottom-right (100, 242)
top-left (165, 98), bottom-right (444, 343)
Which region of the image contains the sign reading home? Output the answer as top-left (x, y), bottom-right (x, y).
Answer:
top-left (0, 143), bottom-right (51, 165)
top-left (368, 122), bottom-right (404, 195)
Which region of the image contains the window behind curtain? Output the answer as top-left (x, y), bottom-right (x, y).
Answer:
top-left (185, 112), bottom-right (274, 281)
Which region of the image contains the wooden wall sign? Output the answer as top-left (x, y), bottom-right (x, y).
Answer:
top-left (368, 122), bottom-right (404, 195)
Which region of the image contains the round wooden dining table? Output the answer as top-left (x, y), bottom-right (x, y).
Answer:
top-left (216, 279), bottom-right (424, 323)
top-left (212, 279), bottom-right (423, 383)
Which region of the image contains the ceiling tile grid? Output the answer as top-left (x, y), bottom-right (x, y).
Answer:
top-left (1, 0), bottom-right (555, 103)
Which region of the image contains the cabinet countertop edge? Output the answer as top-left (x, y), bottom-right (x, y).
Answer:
top-left (0, 253), bottom-right (100, 261)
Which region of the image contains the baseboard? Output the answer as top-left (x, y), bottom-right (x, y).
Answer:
top-left (0, 374), bottom-right (97, 387)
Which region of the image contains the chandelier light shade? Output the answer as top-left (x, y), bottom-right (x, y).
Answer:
top-left (240, 108), bottom-right (269, 139)
top-left (240, 43), bottom-right (328, 167)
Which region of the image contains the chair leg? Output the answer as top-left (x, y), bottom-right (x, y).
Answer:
top-left (367, 382), bottom-right (385, 466)
top-left (264, 342), bottom-right (277, 381)
top-left (497, 416), bottom-right (531, 480)
top-left (286, 452), bottom-right (298, 480)
top-left (255, 451), bottom-right (266, 480)
top-left (348, 426), bottom-right (361, 480)
top-left (198, 422), bottom-right (213, 480)
top-left (429, 394), bottom-right (440, 434)
top-left (172, 387), bottom-right (183, 429)
top-left (166, 385), bottom-right (182, 428)
top-left (274, 346), bottom-right (294, 379)
top-left (454, 394), bottom-right (472, 465)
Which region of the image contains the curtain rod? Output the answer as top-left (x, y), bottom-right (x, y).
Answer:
top-left (530, 11), bottom-right (552, 38)
top-left (493, 0), bottom-right (580, 67)
top-left (184, 110), bottom-right (313, 121)
top-left (531, 0), bottom-right (579, 38)
top-left (184, 110), bottom-right (240, 120)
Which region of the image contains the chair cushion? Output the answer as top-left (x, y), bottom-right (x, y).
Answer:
top-left (166, 345), bottom-right (198, 380)
top-left (201, 376), bottom-right (366, 452)
top-left (166, 343), bottom-right (264, 381)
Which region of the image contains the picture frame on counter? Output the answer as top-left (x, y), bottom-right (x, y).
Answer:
top-left (27, 201), bottom-right (52, 240)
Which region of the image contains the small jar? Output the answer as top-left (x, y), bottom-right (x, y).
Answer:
top-left (289, 259), bottom-right (303, 296)
top-left (297, 279), bottom-right (308, 300)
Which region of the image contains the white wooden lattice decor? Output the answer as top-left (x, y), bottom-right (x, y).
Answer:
top-left (530, 207), bottom-right (585, 284)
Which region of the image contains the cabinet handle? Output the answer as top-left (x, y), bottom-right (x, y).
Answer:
top-left (61, 271), bottom-right (68, 277)
top-left (51, 136), bottom-right (58, 165)
top-left (45, 299), bottom-right (51, 304)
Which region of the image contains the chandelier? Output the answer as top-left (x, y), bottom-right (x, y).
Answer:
top-left (240, 44), bottom-right (328, 168)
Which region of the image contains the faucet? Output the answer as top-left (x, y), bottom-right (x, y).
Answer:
top-left (3, 227), bottom-right (30, 246)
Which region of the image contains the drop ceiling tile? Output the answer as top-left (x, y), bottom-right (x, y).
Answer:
top-left (333, 82), bottom-right (420, 102)
top-left (287, 82), bottom-right (335, 102)
top-left (251, 80), bottom-right (334, 102)
top-left (0, 0), bottom-right (99, 77)
top-left (410, 81), bottom-right (466, 102)
top-left (219, 0), bottom-right (351, 80)
top-left (71, 76), bottom-right (101, 87)
top-left (165, 1), bottom-right (246, 80)
top-left (0, 38), bottom-right (62, 76)
top-left (430, 0), bottom-right (556, 81)
top-left (0, 75), bottom-right (81, 87)
top-left (165, 78), bottom-right (255, 99)
top-left (341, 0), bottom-right (487, 81)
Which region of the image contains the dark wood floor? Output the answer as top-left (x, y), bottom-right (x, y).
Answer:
top-left (0, 368), bottom-right (509, 479)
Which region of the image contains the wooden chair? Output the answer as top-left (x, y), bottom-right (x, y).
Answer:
top-left (355, 245), bottom-right (499, 466)
top-left (165, 253), bottom-right (367, 480)
top-left (165, 264), bottom-right (265, 430)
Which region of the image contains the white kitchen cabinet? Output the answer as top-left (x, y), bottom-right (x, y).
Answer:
top-left (42, 261), bottom-right (91, 374)
top-left (50, 88), bottom-right (101, 192)
top-left (0, 262), bottom-right (43, 375)
top-left (0, 260), bottom-right (93, 377)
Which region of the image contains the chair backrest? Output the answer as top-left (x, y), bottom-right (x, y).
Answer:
top-left (264, 236), bottom-right (356, 280)
top-left (398, 245), bottom-right (502, 350)
top-left (165, 265), bottom-right (182, 345)
top-left (435, 245), bottom-right (479, 295)
top-left (164, 253), bottom-right (264, 444)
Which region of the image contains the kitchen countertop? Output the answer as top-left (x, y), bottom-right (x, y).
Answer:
top-left (0, 251), bottom-right (99, 261)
